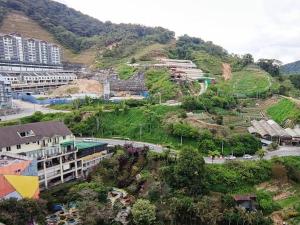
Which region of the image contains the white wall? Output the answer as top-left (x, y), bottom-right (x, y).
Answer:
top-left (0, 135), bottom-right (74, 154)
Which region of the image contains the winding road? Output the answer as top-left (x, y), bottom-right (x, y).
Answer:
top-left (79, 138), bottom-right (300, 164)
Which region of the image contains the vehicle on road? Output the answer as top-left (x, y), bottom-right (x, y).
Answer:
top-left (243, 154), bottom-right (253, 160)
top-left (225, 155), bottom-right (236, 160)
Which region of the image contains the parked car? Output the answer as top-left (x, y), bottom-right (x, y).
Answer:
top-left (225, 155), bottom-right (236, 160)
top-left (243, 154), bottom-right (253, 160)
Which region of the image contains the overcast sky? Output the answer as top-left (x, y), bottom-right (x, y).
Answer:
top-left (56, 0), bottom-right (300, 64)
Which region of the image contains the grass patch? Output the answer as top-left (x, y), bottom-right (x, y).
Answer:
top-left (217, 66), bottom-right (279, 97)
top-left (92, 105), bottom-right (196, 147)
top-left (267, 99), bottom-right (300, 124)
top-left (145, 69), bottom-right (180, 101)
top-left (117, 64), bottom-right (137, 80)
top-left (192, 51), bottom-right (223, 75)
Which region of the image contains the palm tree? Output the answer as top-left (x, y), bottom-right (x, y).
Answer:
top-left (208, 150), bottom-right (221, 164)
top-left (257, 149), bottom-right (266, 160)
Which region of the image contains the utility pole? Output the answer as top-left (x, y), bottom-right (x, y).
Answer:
top-left (158, 92), bottom-right (162, 105)
top-left (139, 124), bottom-right (143, 140)
top-left (221, 140), bottom-right (224, 155)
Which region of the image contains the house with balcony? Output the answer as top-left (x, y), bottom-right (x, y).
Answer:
top-left (0, 121), bottom-right (111, 189)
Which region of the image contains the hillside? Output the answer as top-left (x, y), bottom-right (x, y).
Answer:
top-left (216, 65), bottom-right (279, 97)
top-left (267, 98), bottom-right (300, 125)
top-left (281, 60), bottom-right (300, 75)
top-left (0, 11), bottom-right (97, 65)
top-left (0, 0), bottom-right (174, 53)
top-left (0, 1), bottom-right (241, 70)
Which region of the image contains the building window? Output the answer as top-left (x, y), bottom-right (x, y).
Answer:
top-left (17, 145), bottom-right (21, 149)
top-left (18, 130), bottom-right (35, 138)
top-left (6, 147), bottom-right (11, 151)
top-left (63, 136), bottom-right (66, 140)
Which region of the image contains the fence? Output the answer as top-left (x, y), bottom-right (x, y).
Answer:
top-left (13, 93), bottom-right (72, 105)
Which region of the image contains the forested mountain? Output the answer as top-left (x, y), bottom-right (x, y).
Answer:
top-left (0, 0), bottom-right (236, 70)
top-left (0, 0), bottom-right (175, 52)
top-left (281, 60), bottom-right (300, 75)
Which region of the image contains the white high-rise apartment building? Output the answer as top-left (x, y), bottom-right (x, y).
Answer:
top-left (0, 33), bottom-right (62, 65)
top-left (3, 36), bottom-right (14, 61)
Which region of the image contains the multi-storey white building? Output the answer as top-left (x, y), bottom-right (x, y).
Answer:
top-left (0, 121), bottom-right (111, 189)
top-left (3, 35), bottom-right (14, 61)
top-left (0, 33), bottom-right (62, 65)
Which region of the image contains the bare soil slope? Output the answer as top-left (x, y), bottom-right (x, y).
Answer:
top-left (0, 12), bottom-right (96, 65)
top-left (222, 63), bottom-right (232, 80)
top-left (50, 79), bottom-right (103, 97)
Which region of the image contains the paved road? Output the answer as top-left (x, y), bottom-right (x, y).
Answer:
top-left (264, 146), bottom-right (300, 159)
top-left (78, 138), bottom-right (165, 153)
top-left (79, 138), bottom-right (300, 164)
top-left (0, 100), bottom-right (69, 121)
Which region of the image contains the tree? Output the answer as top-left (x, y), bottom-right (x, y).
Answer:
top-left (271, 163), bottom-right (288, 184)
top-left (132, 199), bottom-right (156, 225)
top-left (198, 139), bottom-right (217, 154)
top-left (257, 149), bottom-right (266, 160)
top-left (171, 122), bottom-right (199, 145)
top-left (173, 147), bottom-right (207, 195)
top-left (208, 150), bottom-right (221, 164)
top-left (130, 57), bottom-right (137, 64)
top-left (0, 198), bottom-right (47, 225)
top-left (241, 53), bottom-right (254, 66)
top-left (257, 59), bottom-right (282, 76)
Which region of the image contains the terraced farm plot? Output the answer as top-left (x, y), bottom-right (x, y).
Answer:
top-left (267, 98), bottom-right (300, 124)
top-left (217, 67), bottom-right (278, 97)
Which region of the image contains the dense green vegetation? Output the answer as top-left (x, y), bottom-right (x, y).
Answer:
top-left (257, 59), bottom-right (281, 77)
top-left (0, 0), bottom-right (174, 53)
top-left (167, 35), bottom-right (249, 75)
top-left (0, 198), bottom-right (47, 225)
top-left (169, 34), bottom-right (228, 60)
top-left (2, 148), bottom-right (300, 224)
top-left (287, 74), bottom-right (300, 89)
top-left (38, 145), bottom-right (300, 225)
top-left (182, 87), bottom-right (238, 112)
top-left (145, 69), bottom-right (180, 101)
top-left (117, 64), bottom-right (137, 80)
top-left (192, 51), bottom-right (224, 75)
top-left (267, 98), bottom-right (300, 124)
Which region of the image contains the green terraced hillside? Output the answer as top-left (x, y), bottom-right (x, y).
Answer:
top-left (217, 66), bottom-right (279, 97)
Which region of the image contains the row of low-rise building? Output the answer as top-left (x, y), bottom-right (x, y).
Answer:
top-left (153, 58), bottom-right (205, 81)
top-left (0, 71), bottom-right (77, 93)
top-left (0, 121), bottom-right (112, 191)
top-left (0, 33), bottom-right (62, 65)
top-left (248, 119), bottom-right (300, 145)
